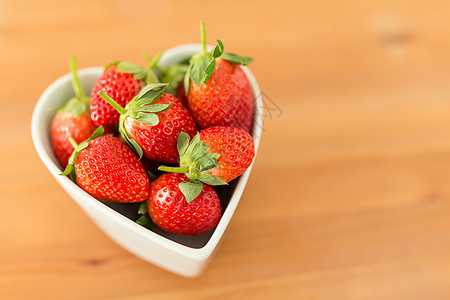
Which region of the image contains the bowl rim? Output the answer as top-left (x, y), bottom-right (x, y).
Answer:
top-left (31, 43), bottom-right (263, 261)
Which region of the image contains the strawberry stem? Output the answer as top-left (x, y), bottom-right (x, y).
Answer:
top-left (158, 166), bottom-right (189, 173)
top-left (68, 137), bottom-right (78, 148)
top-left (200, 21), bottom-right (207, 53)
top-left (98, 91), bottom-right (127, 115)
top-left (70, 55), bottom-right (86, 101)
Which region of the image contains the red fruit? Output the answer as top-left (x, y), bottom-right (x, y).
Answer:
top-left (185, 22), bottom-right (254, 132)
top-left (51, 111), bottom-right (96, 168)
top-left (90, 65), bottom-right (144, 127)
top-left (98, 83), bottom-right (198, 164)
top-left (51, 56), bottom-right (96, 168)
top-left (69, 134), bottom-right (149, 203)
top-left (200, 126), bottom-right (255, 183)
top-left (148, 173), bottom-right (222, 235)
top-left (124, 93), bottom-right (197, 164)
top-left (187, 58), bottom-right (254, 132)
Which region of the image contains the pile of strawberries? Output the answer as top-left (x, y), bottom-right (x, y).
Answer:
top-left (50, 22), bottom-right (256, 236)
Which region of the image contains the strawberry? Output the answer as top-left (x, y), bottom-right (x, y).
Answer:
top-left (148, 172), bottom-right (222, 235)
top-left (51, 56), bottom-right (96, 168)
top-left (98, 83), bottom-right (198, 164)
top-left (90, 65), bottom-right (144, 127)
top-left (61, 127), bottom-right (149, 203)
top-left (184, 22), bottom-right (255, 132)
top-left (199, 126), bottom-right (255, 182)
top-left (90, 52), bottom-right (163, 127)
top-left (159, 127), bottom-right (254, 184)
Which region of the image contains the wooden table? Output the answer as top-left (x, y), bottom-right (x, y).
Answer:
top-left (2, 0), bottom-right (450, 298)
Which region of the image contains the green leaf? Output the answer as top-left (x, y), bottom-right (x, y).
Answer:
top-left (183, 133), bottom-right (201, 157)
top-left (179, 180), bottom-right (203, 203)
top-left (213, 39), bottom-right (224, 58)
top-left (61, 162), bottom-right (74, 176)
top-left (177, 132), bottom-right (191, 157)
top-left (117, 61), bottom-right (145, 75)
top-left (196, 154), bottom-right (220, 172)
top-left (128, 137), bottom-right (144, 159)
top-left (135, 82), bottom-right (168, 104)
top-left (197, 173), bottom-right (227, 186)
top-left (161, 64), bottom-right (189, 95)
top-left (146, 68), bottom-right (160, 84)
top-left (138, 202), bottom-right (148, 214)
top-left (190, 141), bottom-right (209, 161)
top-left (203, 58), bottom-right (216, 84)
top-left (136, 214), bottom-right (151, 226)
top-left (221, 52), bottom-right (253, 65)
top-left (87, 126), bottom-right (105, 142)
top-left (135, 112), bottom-right (159, 126)
top-left (135, 103), bottom-right (172, 114)
top-left (119, 127), bottom-right (143, 159)
top-left (58, 97), bottom-right (88, 117)
top-left (189, 53), bottom-right (212, 87)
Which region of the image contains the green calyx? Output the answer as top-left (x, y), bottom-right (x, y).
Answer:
top-left (158, 132), bottom-right (227, 203)
top-left (60, 126), bottom-right (105, 180)
top-left (160, 63), bottom-right (189, 95)
top-left (184, 21), bottom-right (254, 94)
top-left (57, 55), bottom-right (90, 117)
top-left (98, 83), bottom-right (171, 159)
top-left (108, 51), bottom-right (164, 85)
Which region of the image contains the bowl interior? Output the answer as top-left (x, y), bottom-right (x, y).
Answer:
top-left (31, 44), bottom-right (262, 250)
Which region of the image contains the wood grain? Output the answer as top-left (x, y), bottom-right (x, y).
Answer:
top-left (2, 0), bottom-right (450, 298)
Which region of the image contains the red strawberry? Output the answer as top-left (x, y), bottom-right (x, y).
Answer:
top-left (98, 83), bottom-right (198, 164)
top-left (199, 126), bottom-right (255, 182)
top-left (90, 65), bottom-right (145, 127)
top-left (159, 127), bottom-right (254, 184)
top-left (62, 127), bottom-right (149, 203)
top-left (89, 53), bottom-right (165, 127)
top-left (148, 172), bottom-right (222, 235)
top-left (184, 22), bottom-right (254, 132)
top-left (51, 56), bottom-right (96, 168)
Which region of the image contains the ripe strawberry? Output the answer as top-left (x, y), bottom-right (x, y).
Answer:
top-left (90, 52), bottom-right (163, 127)
top-left (199, 126), bottom-right (255, 182)
top-left (148, 172), bottom-right (222, 235)
top-left (159, 127), bottom-right (255, 184)
top-left (184, 22), bottom-right (254, 132)
top-left (90, 65), bottom-right (144, 127)
top-left (98, 83), bottom-right (198, 164)
top-left (61, 127), bottom-right (149, 203)
top-left (51, 56), bottom-right (96, 168)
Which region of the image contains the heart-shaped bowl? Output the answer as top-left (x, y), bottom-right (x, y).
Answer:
top-left (31, 44), bottom-right (262, 277)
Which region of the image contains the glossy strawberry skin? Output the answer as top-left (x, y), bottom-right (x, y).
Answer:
top-left (200, 126), bottom-right (255, 183)
top-left (187, 58), bottom-right (254, 132)
top-left (50, 111), bottom-right (96, 168)
top-left (123, 93), bottom-right (198, 164)
top-left (148, 173), bottom-right (222, 235)
top-left (74, 136), bottom-right (149, 203)
top-left (90, 65), bottom-right (144, 127)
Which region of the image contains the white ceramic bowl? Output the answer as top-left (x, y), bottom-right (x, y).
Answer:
top-left (31, 44), bottom-right (263, 277)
